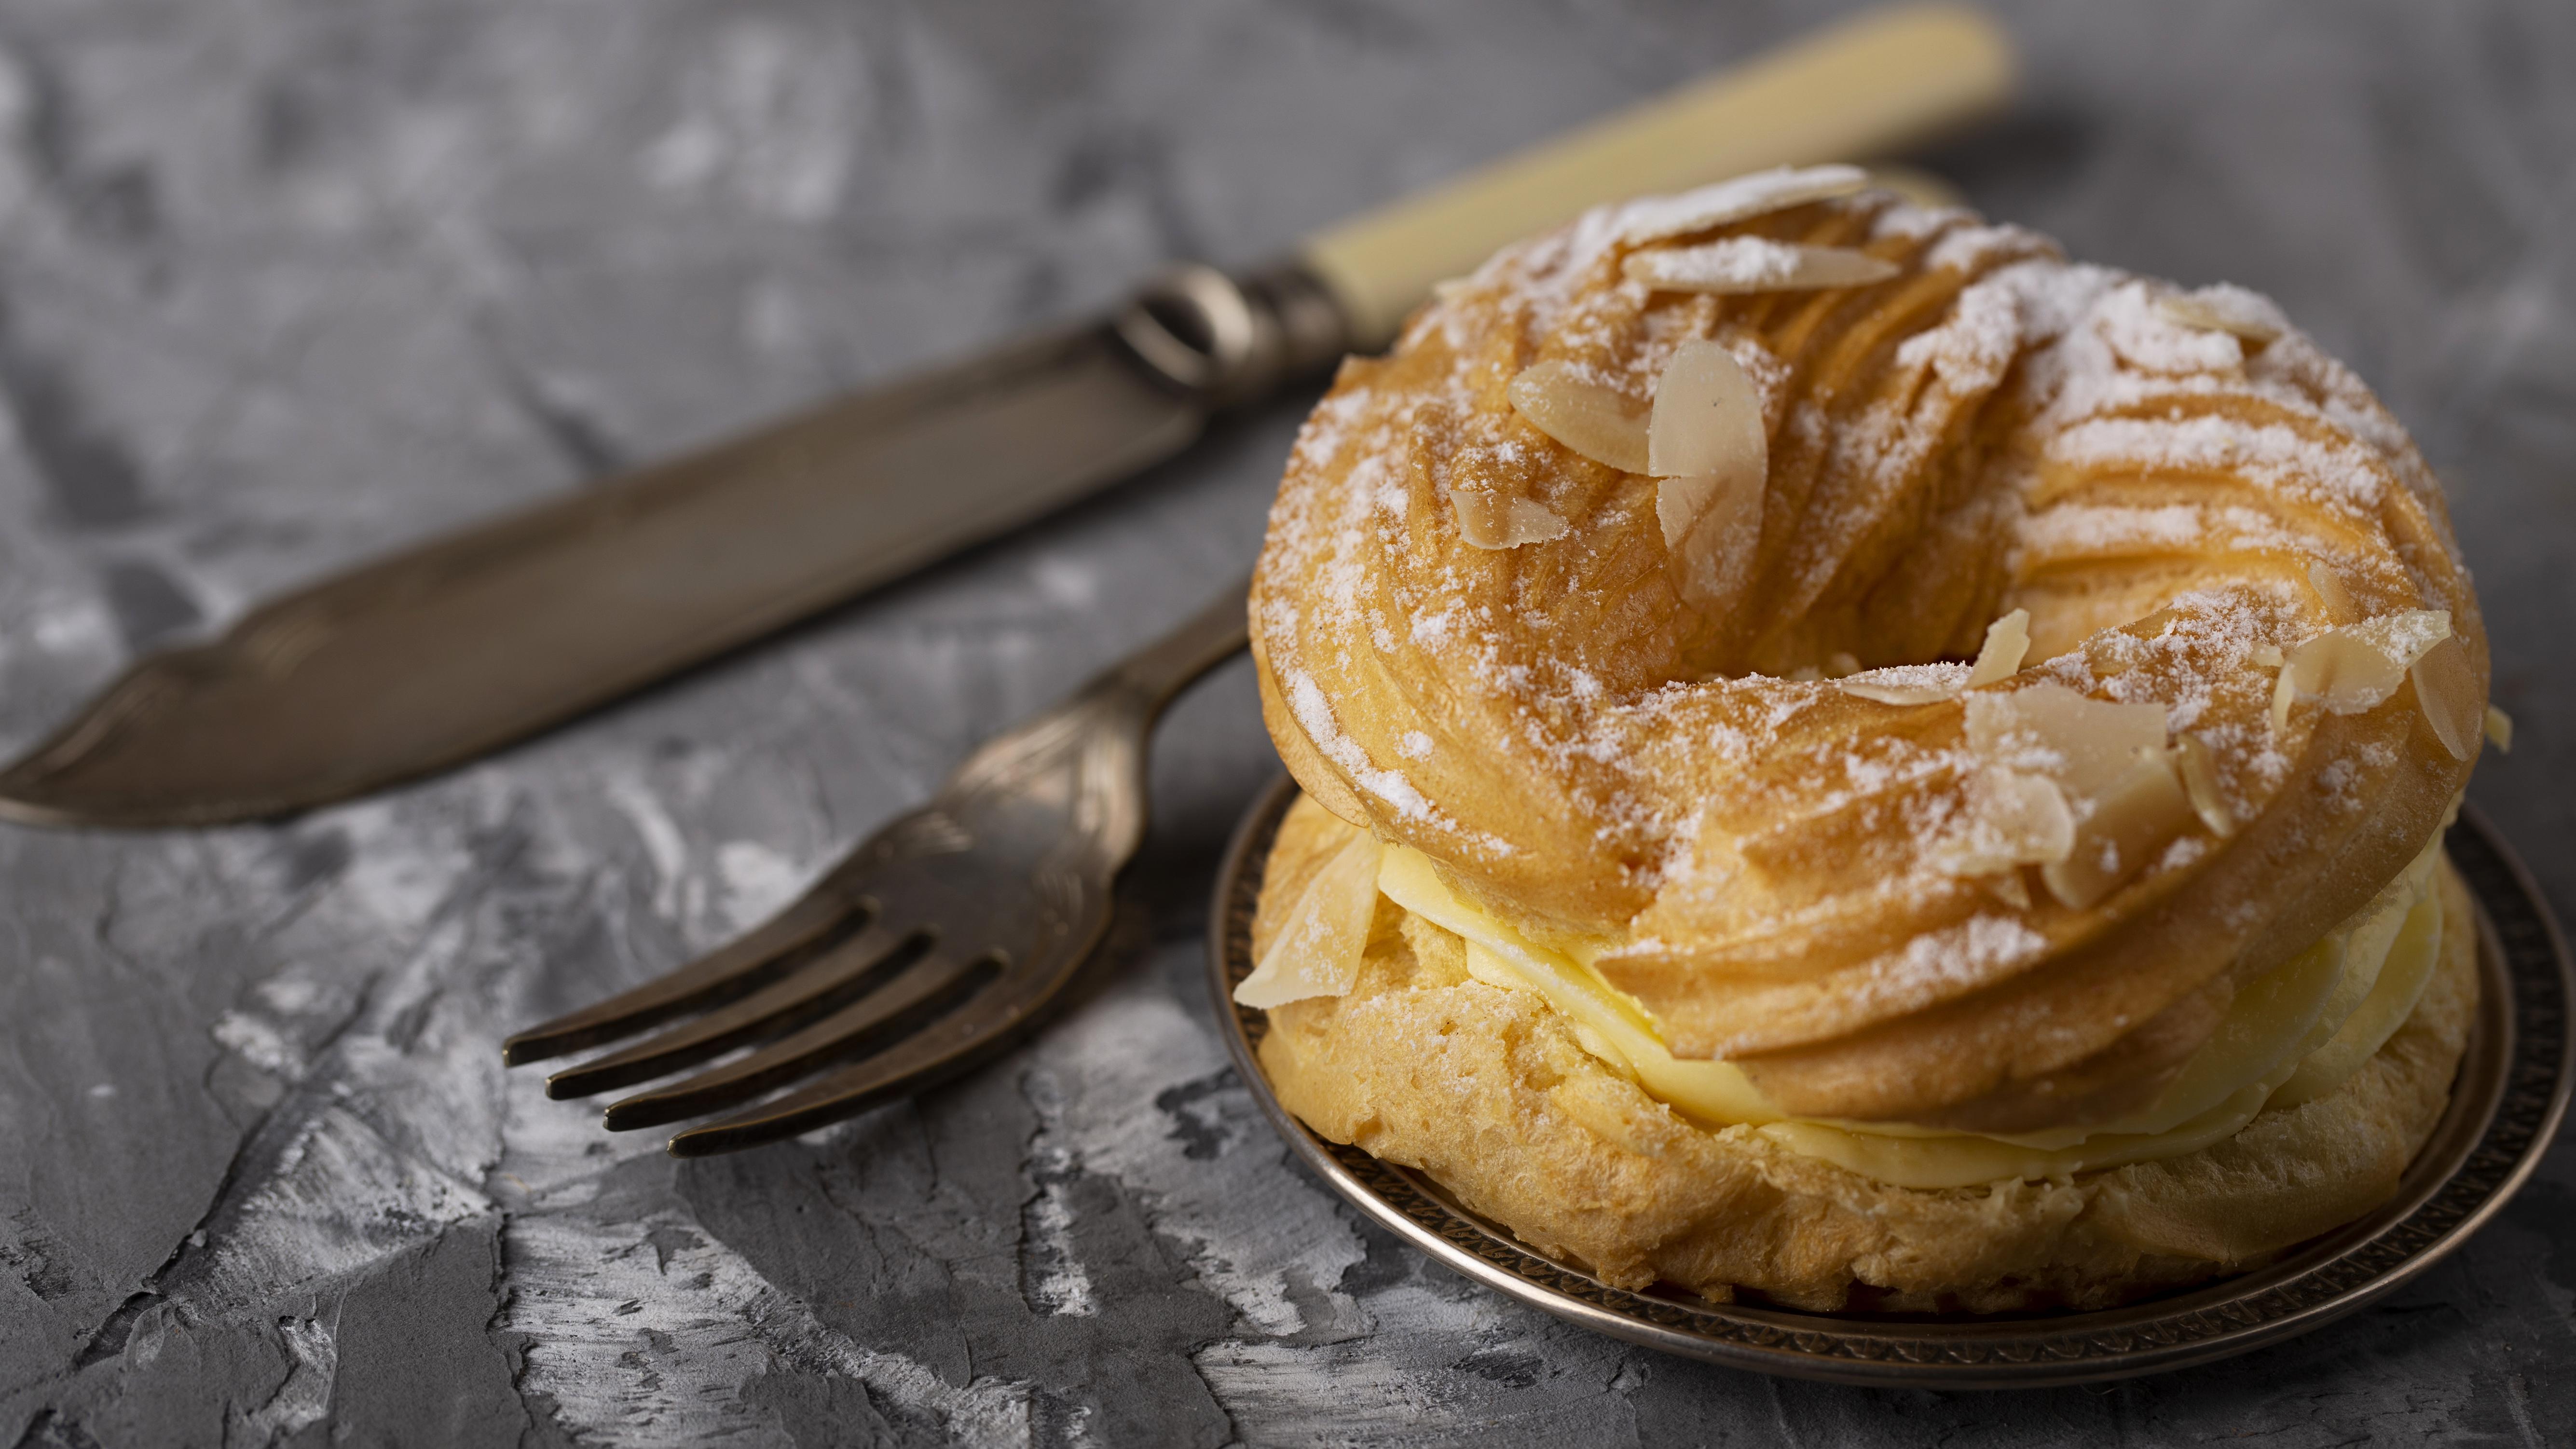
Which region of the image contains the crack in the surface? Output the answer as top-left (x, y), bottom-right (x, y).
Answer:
top-left (66, 1133), bottom-right (257, 1369)
top-left (65, 1287), bottom-right (159, 1371)
top-left (469, 324), bottom-right (628, 482)
top-left (476, 1211), bottom-right (547, 1447)
top-left (64, 1109), bottom-right (287, 1372)
top-left (68, 933), bottom-right (399, 1373)
top-left (1179, 1344), bottom-right (1247, 1449)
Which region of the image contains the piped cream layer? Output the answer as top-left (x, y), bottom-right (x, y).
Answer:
top-left (1260, 831), bottom-right (2446, 1189)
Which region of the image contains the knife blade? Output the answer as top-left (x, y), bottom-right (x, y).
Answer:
top-left (0, 285), bottom-right (1314, 827)
top-left (0, 2), bottom-right (2014, 827)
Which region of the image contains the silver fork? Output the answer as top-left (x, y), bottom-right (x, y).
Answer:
top-left (502, 576), bottom-right (1250, 1156)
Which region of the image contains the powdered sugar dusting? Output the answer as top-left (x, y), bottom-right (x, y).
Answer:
top-left (1253, 181), bottom-right (2477, 1064)
top-left (1624, 236), bottom-right (1898, 295)
top-left (1283, 668), bottom-right (1508, 854)
top-left (1863, 914), bottom-right (2051, 1012)
top-left (2050, 413), bottom-right (2390, 517)
top-left (2096, 280), bottom-right (2244, 373)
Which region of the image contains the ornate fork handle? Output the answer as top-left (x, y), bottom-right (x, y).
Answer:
top-left (938, 573), bottom-right (1253, 864)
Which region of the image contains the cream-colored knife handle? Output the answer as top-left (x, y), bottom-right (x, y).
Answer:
top-left (1298, 3), bottom-right (2015, 349)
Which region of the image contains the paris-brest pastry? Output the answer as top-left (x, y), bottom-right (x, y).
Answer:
top-left (1238, 166), bottom-right (2499, 1312)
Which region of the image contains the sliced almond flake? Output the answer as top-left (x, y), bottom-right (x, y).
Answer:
top-left (1964, 608), bottom-right (2031, 688)
top-left (1933, 765), bottom-right (2074, 877)
top-left (1452, 490), bottom-right (1571, 550)
top-left (1982, 869), bottom-right (2033, 911)
top-left (1658, 469), bottom-right (1765, 609)
top-left (1647, 339), bottom-right (1767, 478)
top-left (2271, 608), bottom-right (2453, 728)
top-left (2485, 705), bottom-right (2515, 753)
top-left (2252, 643), bottom-right (2285, 668)
top-left (1836, 661), bottom-right (1970, 706)
top-left (2174, 732), bottom-right (2235, 837)
top-left (2158, 288), bottom-right (2284, 343)
top-left (2041, 748), bottom-right (2195, 910)
top-left (1622, 238), bottom-right (1899, 294)
top-left (1647, 340), bottom-right (1769, 609)
top-left (1823, 651), bottom-right (1863, 679)
top-left (2306, 561), bottom-right (2356, 621)
top-left (1966, 683), bottom-right (2169, 803)
top-left (1507, 361), bottom-right (1649, 472)
top-left (2407, 634), bottom-right (2483, 762)
top-left (1614, 164), bottom-right (1871, 246)
top-left (1233, 831), bottom-right (1385, 1008)
top-left (1655, 472), bottom-right (1720, 547)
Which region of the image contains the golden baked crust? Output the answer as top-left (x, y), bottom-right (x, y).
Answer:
top-left (1252, 795), bottom-right (2479, 1312)
top-left (1250, 183), bottom-right (2487, 1132)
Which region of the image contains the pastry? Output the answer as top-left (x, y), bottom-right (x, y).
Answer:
top-left (1237, 166), bottom-right (2500, 1312)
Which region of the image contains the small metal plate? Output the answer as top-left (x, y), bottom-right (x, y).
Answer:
top-left (1206, 775), bottom-right (2574, 1387)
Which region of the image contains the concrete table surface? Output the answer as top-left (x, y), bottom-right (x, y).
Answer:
top-left (1, 1), bottom-right (2571, 1444)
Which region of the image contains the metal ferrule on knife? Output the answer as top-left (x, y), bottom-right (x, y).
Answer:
top-left (0, 3), bottom-right (2012, 828)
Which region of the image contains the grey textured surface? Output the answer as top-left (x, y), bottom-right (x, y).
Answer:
top-left (0, 0), bottom-right (2571, 1444)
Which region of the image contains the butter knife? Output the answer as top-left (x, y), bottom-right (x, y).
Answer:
top-left (0, 3), bottom-right (2012, 827)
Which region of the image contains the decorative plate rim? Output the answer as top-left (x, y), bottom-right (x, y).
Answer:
top-left (1205, 775), bottom-right (2574, 1388)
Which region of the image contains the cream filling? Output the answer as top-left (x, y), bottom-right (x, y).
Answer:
top-left (1359, 836), bottom-right (2447, 1190)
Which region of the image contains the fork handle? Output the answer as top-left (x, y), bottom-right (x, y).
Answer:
top-left (1090, 572), bottom-right (1252, 718)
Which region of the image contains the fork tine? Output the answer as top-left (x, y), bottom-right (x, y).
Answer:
top-left (599, 946), bottom-right (993, 1131)
top-left (541, 921), bottom-right (920, 1100)
top-left (658, 932), bottom-right (1096, 1156)
top-left (656, 999), bottom-right (1009, 1157)
top-left (501, 869), bottom-right (871, 1066)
